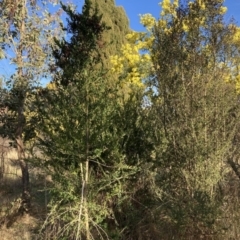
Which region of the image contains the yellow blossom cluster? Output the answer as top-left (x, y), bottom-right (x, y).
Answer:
top-left (219, 6), bottom-right (227, 15)
top-left (181, 17), bottom-right (206, 32)
top-left (125, 31), bottom-right (143, 44)
top-left (182, 20), bottom-right (189, 32)
top-left (110, 12), bottom-right (155, 88)
top-left (187, 0), bottom-right (226, 31)
top-left (196, 0), bottom-right (206, 10)
top-left (231, 70), bottom-right (240, 94)
top-left (235, 75), bottom-right (240, 93)
top-left (182, 1), bottom-right (212, 31)
top-left (47, 81), bottom-right (57, 90)
top-left (193, 0), bottom-right (226, 14)
top-left (232, 27), bottom-right (240, 45)
top-left (140, 14), bottom-right (156, 30)
top-left (217, 60), bottom-right (240, 94)
top-left (110, 55), bottom-right (124, 74)
top-left (160, 0), bottom-right (178, 16)
top-left (160, 0), bottom-right (171, 14)
top-left (110, 39), bottom-right (152, 87)
top-left (110, 43), bottom-right (140, 72)
top-left (126, 69), bottom-right (141, 86)
top-left (136, 35), bottom-right (155, 50)
top-left (157, 19), bottom-right (167, 28)
top-left (225, 26), bottom-right (240, 93)
top-left (122, 43), bottom-right (141, 67)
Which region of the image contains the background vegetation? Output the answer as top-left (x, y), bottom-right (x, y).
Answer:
top-left (1, 0), bottom-right (240, 239)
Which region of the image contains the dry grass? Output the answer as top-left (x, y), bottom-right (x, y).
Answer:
top-left (0, 138), bottom-right (48, 239)
top-left (0, 145), bottom-right (22, 209)
top-left (0, 214), bottom-right (39, 240)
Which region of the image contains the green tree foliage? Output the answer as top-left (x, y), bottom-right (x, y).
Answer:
top-left (90, 0), bottom-right (133, 101)
top-left (0, 0), bottom-right (62, 211)
top-left (110, 0), bottom-right (240, 238)
top-left (90, 0), bottom-right (130, 67)
top-left (53, 1), bottom-right (109, 86)
top-left (147, 0), bottom-right (240, 237)
top-left (34, 1), bottom-right (152, 239)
